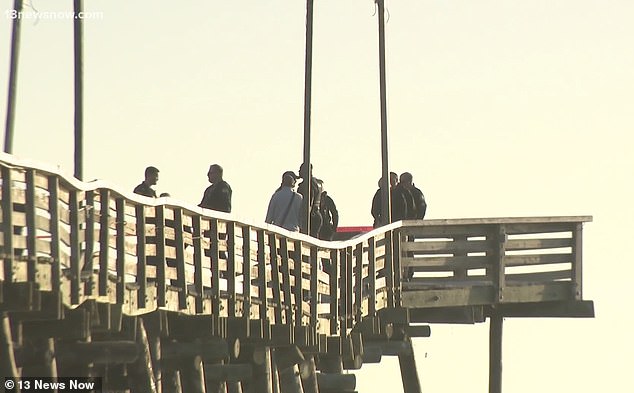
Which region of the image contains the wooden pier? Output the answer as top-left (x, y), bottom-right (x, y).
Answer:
top-left (0, 153), bottom-right (593, 392)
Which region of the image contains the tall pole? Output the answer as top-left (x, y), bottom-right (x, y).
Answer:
top-left (377, 0), bottom-right (391, 225)
top-left (302, 0), bottom-right (314, 234)
top-left (489, 311), bottom-right (503, 393)
top-left (4, 0), bottom-right (23, 154)
top-left (74, 0), bottom-right (84, 180)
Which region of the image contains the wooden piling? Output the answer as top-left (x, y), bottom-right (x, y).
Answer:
top-left (489, 312), bottom-right (503, 393)
top-left (0, 313), bottom-right (19, 380)
top-left (397, 336), bottom-right (421, 393)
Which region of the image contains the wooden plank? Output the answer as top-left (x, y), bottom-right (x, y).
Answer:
top-left (571, 223), bottom-right (583, 300)
top-left (69, 190), bottom-right (81, 305)
top-left (384, 231), bottom-right (394, 308)
top-left (25, 169), bottom-right (37, 282)
top-left (48, 176), bottom-right (61, 289)
top-left (280, 237), bottom-right (293, 325)
top-left (401, 285), bottom-right (495, 308)
top-left (209, 218), bottom-right (221, 315)
top-left (268, 233), bottom-right (283, 324)
top-left (400, 256), bottom-right (491, 270)
top-left (155, 205), bottom-right (167, 307)
top-left (354, 243), bottom-right (363, 323)
top-left (227, 221), bottom-right (237, 316)
top-left (368, 237), bottom-right (377, 316)
top-left (492, 226), bottom-right (505, 303)
top-left (505, 237), bottom-right (572, 251)
top-left (310, 246), bottom-right (318, 326)
top-left (504, 253), bottom-right (572, 267)
top-left (4, 167), bottom-right (17, 279)
top-left (400, 224), bottom-right (491, 239)
top-left (192, 215), bottom-right (204, 313)
top-left (255, 229), bottom-right (268, 320)
top-left (135, 204), bottom-right (147, 308)
top-left (293, 240), bottom-right (303, 327)
top-left (98, 189), bottom-right (110, 297)
top-left (505, 269), bottom-right (571, 283)
top-left (83, 190), bottom-right (95, 296)
top-left (329, 250), bottom-right (339, 334)
top-left (400, 238), bottom-right (491, 254)
top-left (504, 222), bottom-right (575, 235)
top-left (501, 282), bottom-right (572, 303)
top-left (115, 198), bottom-right (126, 305)
top-left (174, 208), bottom-right (187, 310)
top-left (339, 248), bottom-right (349, 333)
top-left (242, 225), bottom-right (252, 318)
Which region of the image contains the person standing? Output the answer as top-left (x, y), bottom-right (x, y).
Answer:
top-left (265, 171), bottom-right (303, 232)
top-left (371, 171), bottom-right (406, 227)
top-left (133, 166), bottom-right (159, 197)
top-left (297, 163), bottom-right (324, 237)
top-left (199, 164), bottom-right (232, 213)
top-left (399, 172), bottom-right (427, 219)
top-left (319, 191), bottom-right (339, 240)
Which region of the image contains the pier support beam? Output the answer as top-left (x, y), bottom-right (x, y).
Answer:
top-left (0, 313), bottom-right (19, 380)
top-left (489, 312), bottom-right (504, 393)
top-left (397, 336), bottom-right (421, 393)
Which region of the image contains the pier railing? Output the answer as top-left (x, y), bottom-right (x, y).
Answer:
top-left (0, 153), bottom-right (592, 338)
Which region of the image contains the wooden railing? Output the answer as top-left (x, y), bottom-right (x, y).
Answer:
top-left (0, 153), bottom-right (592, 335)
top-left (398, 217), bottom-right (591, 309)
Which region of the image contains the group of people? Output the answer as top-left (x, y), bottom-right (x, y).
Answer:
top-left (133, 164), bottom-right (425, 239)
top-left (371, 171), bottom-right (427, 228)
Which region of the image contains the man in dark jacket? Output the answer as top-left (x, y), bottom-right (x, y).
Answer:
top-left (199, 164), bottom-right (232, 213)
top-left (371, 172), bottom-right (404, 227)
top-left (133, 166), bottom-right (159, 197)
top-left (297, 163), bottom-right (324, 237)
top-left (399, 172), bottom-right (427, 219)
top-left (319, 191), bottom-right (339, 240)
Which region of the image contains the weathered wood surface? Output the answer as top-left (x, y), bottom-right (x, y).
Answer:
top-left (0, 153), bottom-right (594, 391)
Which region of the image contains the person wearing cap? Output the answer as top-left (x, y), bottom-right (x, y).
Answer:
top-left (134, 166), bottom-right (159, 197)
top-left (265, 171), bottom-right (303, 232)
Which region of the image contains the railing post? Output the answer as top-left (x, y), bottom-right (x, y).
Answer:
top-left (69, 190), bottom-right (81, 305)
top-left (192, 215), bottom-right (204, 313)
top-left (309, 246), bottom-right (318, 327)
top-left (84, 190), bottom-right (95, 296)
top-left (48, 176), bottom-right (61, 290)
top-left (367, 237), bottom-right (377, 316)
top-left (572, 223), bottom-right (583, 300)
top-left (227, 221), bottom-right (236, 317)
top-left (329, 249), bottom-right (339, 335)
top-left (25, 169), bottom-right (37, 282)
top-left (174, 208), bottom-right (187, 310)
top-left (98, 189), bottom-right (110, 297)
top-left (242, 225), bottom-right (252, 319)
top-left (493, 225), bottom-right (507, 303)
top-left (385, 230), bottom-right (395, 308)
top-left (135, 204), bottom-right (147, 309)
top-left (115, 197), bottom-right (126, 305)
top-left (393, 229), bottom-right (402, 307)
top-left (256, 229), bottom-right (267, 320)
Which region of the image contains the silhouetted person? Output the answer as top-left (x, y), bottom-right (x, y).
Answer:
top-left (372, 172), bottom-right (407, 227)
top-left (393, 176), bottom-right (415, 221)
top-left (134, 166), bottom-right (159, 197)
top-left (399, 172), bottom-right (427, 219)
top-left (297, 163), bottom-right (324, 237)
top-left (199, 164), bottom-right (232, 213)
top-left (265, 171), bottom-right (303, 232)
top-left (319, 191), bottom-right (339, 240)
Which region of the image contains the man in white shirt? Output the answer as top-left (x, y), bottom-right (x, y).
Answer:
top-left (265, 171), bottom-right (303, 231)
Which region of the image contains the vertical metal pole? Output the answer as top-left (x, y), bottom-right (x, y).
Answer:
top-left (302, 0), bottom-right (314, 234)
top-left (4, 0), bottom-right (23, 154)
top-left (489, 311), bottom-right (503, 393)
top-left (377, 0), bottom-right (391, 225)
top-left (74, 0), bottom-right (84, 180)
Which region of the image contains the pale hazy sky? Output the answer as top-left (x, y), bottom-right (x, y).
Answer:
top-left (1, 1), bottom-right (633, 392)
